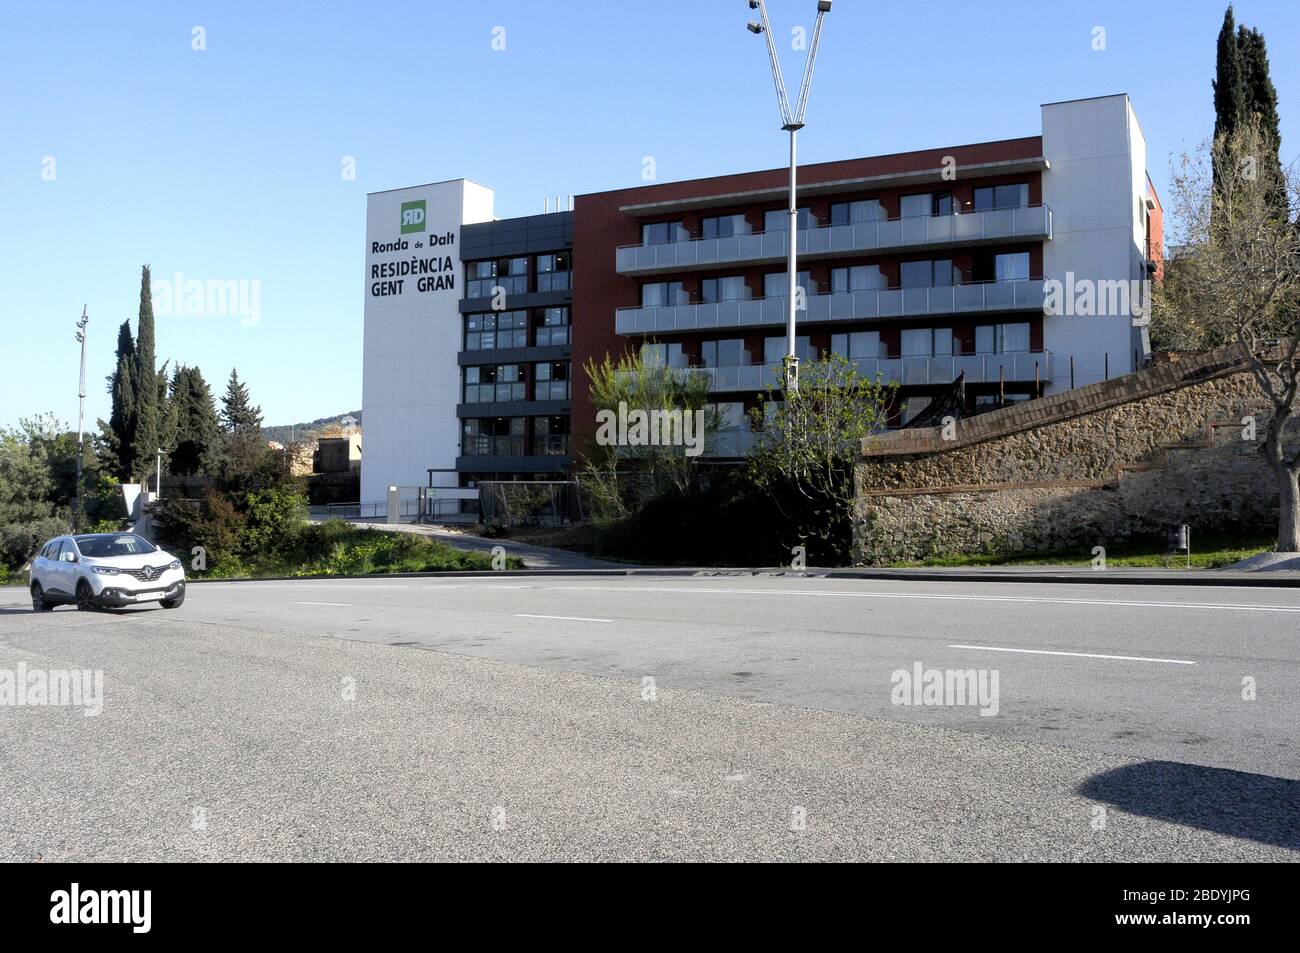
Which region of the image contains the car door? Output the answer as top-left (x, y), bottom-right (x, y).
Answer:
top-left (49, 540), bottom-right (76, 597)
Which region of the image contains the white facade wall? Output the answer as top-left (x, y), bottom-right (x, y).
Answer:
top-left (361, 179), bottom-right (494, 504)
top-left (1040, 94), bottom-right (1152, 393)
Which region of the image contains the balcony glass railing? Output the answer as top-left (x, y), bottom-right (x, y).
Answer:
top-left (615, 279), bottom-right (1046, 334)
top-left (675, 351), bottom-right (1052, 392)
top-left (616, 205), bottom-right (1052, 275)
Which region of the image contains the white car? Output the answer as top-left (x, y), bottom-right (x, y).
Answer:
top-left (30, 533), bottom-right (186, 611)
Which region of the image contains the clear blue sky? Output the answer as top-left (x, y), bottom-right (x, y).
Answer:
top-left (2, 0), bottom-right (1296, 432)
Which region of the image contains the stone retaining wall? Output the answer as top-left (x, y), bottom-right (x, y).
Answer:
top-left (853, 346), bottom-right (1287, 563)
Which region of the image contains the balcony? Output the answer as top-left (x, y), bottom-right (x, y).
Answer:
top-left (615, 279), bottom-right (1047, 335)
top-left (616, 205), bottom-right (1053, 276)
top-left (676, 350), bottom-right (1052, 393)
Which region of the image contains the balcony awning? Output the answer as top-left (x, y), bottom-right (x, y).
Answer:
top-left (617, 158), bottom-right (1050, 216)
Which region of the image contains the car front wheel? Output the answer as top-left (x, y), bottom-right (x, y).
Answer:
top-left (76, 580), bottom-right (97, 612)
top-left (160, 586), bottom-right (185, 609)
top-left (31, 583), bottom-right (53, 612)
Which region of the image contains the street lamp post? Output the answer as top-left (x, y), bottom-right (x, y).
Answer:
top-left (73, 306), bottom-right (89, 531)
top-left (747, 0), bottom-right (831, 394)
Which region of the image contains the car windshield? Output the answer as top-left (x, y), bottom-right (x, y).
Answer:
top-left (74, 534), bottom-right (157, 558)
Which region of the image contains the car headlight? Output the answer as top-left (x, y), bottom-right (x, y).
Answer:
top-left (93, 566), bottom-right (120, 575)
top-left (168, 560), bottom-right (182, 571)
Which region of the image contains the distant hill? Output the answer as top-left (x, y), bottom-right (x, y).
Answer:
top-left (262, 410), bottom-right (361, 446)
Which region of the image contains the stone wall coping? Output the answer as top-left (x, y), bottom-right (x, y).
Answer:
top-left (860, 344), bottom-right (1257, 459)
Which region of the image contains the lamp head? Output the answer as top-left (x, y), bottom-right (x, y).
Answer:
top-left (747, 21), bottom-right (764, 33)
top-left (817, 1), bottom-right (832, 11)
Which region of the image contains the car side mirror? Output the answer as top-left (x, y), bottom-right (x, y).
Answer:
top-left (62, 552), bottom-right (77, 563)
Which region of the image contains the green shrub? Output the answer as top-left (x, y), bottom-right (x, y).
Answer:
top-left (240, 486), bottom-right (307, 557)
top-left (0, 516), bottom-right (70, 574)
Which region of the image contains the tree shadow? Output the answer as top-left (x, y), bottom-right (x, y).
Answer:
top-left (1079, 761), bottom-right (1300, 851)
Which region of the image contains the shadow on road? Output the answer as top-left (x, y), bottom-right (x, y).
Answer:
top-left (1080, 761), bottom-right (1300, 851)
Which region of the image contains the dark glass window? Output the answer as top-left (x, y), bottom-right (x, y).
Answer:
top-left (973, 183), bottom-right (1029, 212)
top-left (536, 253), bottom-right (571, 292)
top-left (467, 257), bottom-right (528, 298)
top-left (641, 221), bottom-right (687, 245)
top-left (535, 307), bottom-right (570, 346)
top-left (533, 361), bottom-right (570, 401)
top-left (830, 200), bottom-right (884, 225)
top-left (701, 214), bottom-right (748, 239)
top-left (465, 311), bottom-right (528, 350)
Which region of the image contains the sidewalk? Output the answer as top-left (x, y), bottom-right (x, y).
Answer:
top-left (325, 519), bottom-right (625, 570)
top-left (318, 520), bottom-right (1300, 586)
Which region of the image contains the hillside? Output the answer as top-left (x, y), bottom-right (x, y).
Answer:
top-left (262, 410), bottom-right (361, 446)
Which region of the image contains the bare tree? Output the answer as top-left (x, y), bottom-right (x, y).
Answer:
top-left (1153, 121), bottom-right (1300, 550)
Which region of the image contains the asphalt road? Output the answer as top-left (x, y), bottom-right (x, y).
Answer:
top-left (1, 573), bottom-right (1297, 861)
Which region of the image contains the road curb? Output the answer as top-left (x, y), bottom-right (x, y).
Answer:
top-left (165, 566), bottom-right (1300, 587)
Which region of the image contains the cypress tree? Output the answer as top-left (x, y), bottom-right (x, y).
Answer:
top-left (130, 265), bottom-right (160, 482)
top-left (100, 319), bottom-right (136, 479)
top-left (1211, 6), bottom-right (1247, 194)
top-left (1237, 25), bottom-right (1286, 216)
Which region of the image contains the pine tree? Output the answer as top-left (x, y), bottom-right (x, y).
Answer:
top-left (171, 367), bottom-right (222, 475)
top-left (220, 369), bottom-right (263, 435)
top-left (99, 319), bottom-right (136, 479)
top-left (1211, 6), bottom-right (1247, 194)
top-left (129, 265), bottom-right (161, 481)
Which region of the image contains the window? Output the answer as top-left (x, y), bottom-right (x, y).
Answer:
top-left (972, 251), bottom-right (1031, 283)
top-left (830, 200), bottom-right (884, 225)
top-left (900, 259), bottom-right (958, 288)
top-left (831, 265), bottom-right (883, 293)
top-left (533, 416), bottom-right (569, 455)
top-left (763, 271), bottom-right (813, 298)
top-left (900, 397), bottom-right (932, 425)
top-left (641, 342), bottom-right (687, 368)
top-left (465, 311), bottom-right (528, 351)
top-left (831, 331), bottom-right (883, 360)
top-left (641, 281), bottom-right (687, 307)
top-left (467, 257), bottom-right (528, 297)
top-left (463, 364), bottom-right (525, 403)
top-left (535, 307), bottom-right (569, 346)
top-left (533, 361), bottom-right (571, 401)
top-left (764, 336), bottom-right (812, 363)
top-left (701, 338), bottom-right (747, 367)
top-left (536, 253), bottom-right (571, 292)
top-left (973, 183), bottom-right (1029, 211)
top-left (642, 221), bottom-right (688, 245)
top-left (701, 275), bottom-right (749, 303)
top-left (764, 208), bottom-right (815, 231)
top-left (74, 534), bottom-right (158, 557)
top-left (995, 252), bottom-right (1030, 282)
top-left (900, 192), bottom-right (953, 218)
top-left (706, 402), bottom-right (747, 432)
top-left (462, 417), bottom-right (526, 456)
top-left (974, 322), bottom-right (1032, 354)
top-left (701, 214), bottom-right (749, 239)
top-left (901, 327), bottom-right (954, 357)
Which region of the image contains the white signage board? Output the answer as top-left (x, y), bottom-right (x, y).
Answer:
top-left (361, 179), bottom-right (494, 504)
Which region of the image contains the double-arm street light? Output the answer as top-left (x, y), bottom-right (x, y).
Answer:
top-left (746, 0), bottom-right (831, 394)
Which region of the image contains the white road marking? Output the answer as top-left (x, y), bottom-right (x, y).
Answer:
top-left (553, 585), bottom-right (1300, 613)
top-left (514, 613), bottom-right (612, 623)
top-left (291, 601), bottom-right (352, 607)
top-left (949, 644), bottom-right (1196, 665)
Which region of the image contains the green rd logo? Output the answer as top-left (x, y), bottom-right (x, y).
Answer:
top-left (400, 200), bottom-right (426, 234)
